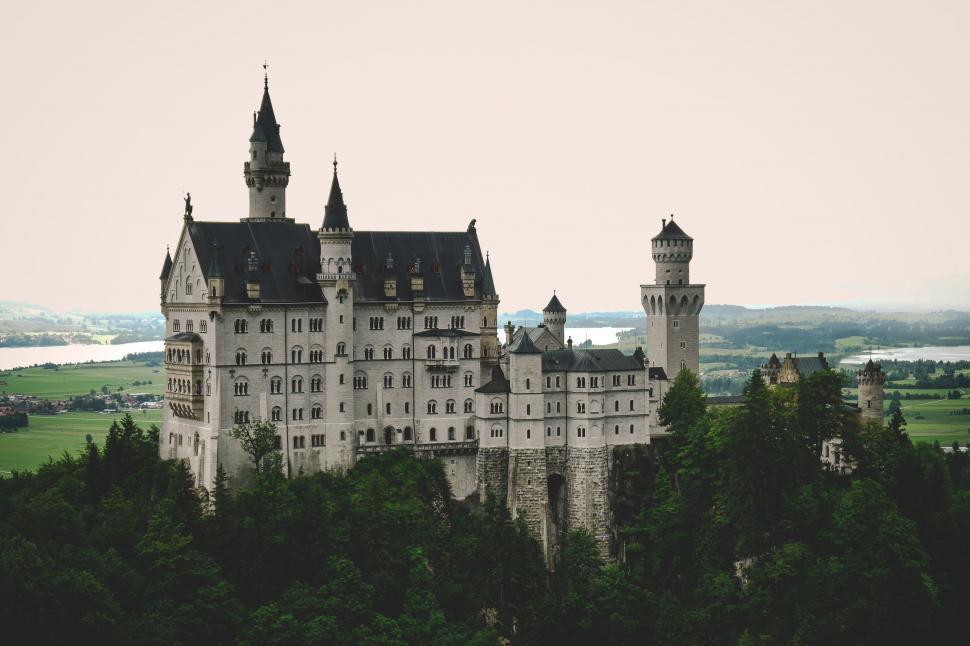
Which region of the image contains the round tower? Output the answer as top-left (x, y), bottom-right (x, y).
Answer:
top-left (651, 217), bottom-right (693, 285)
top-left (542, 292), bottom-right (566, 346)
top-left (640, 216), bottom-right (705, 377)
top-left (857, 359), bottom-right (886, 423)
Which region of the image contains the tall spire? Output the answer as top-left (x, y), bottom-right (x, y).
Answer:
top-left (249, 72), bottom-right (284, 154)
top-left (322, 155), bottom-right (350, 230)
top-left (244, 70), bottom-right (290, 221)
top-left (482, 252), bottom-right (497, 297)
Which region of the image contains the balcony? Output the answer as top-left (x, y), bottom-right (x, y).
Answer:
top-left (167, 390), bottom-right (204, 420)
top-left (425, 358), bottom-right (460, 372)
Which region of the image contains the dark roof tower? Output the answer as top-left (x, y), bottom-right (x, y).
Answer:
top-left (249, 73), bottom-right (285, 154)
top-left (652, 216), bottom-right (692, 241)
top-left (159, 247), bottom-right (173, 280)
top-left (322, 157), bottom-right (350, 230)
top-left (543, 293), bottom-right (566, 313)
top-left (511, 328), bottom-right (543, 354)
top-left (244, 68), bottom-right (291, 222)
top-left (482, 252), bottom-right (497, 297)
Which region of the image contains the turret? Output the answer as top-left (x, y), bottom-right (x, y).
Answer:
top-left (857, 359), bottom-right (886, 423)
top-left (481, 252), bottom-right (500, 366)
top-left (542, 292), bottom-right (566, 345)
top-left (243, 73), bottom-right (291, 222)
top-left (641, 215), bottom-right (705, 376)
top-left (206, 241), bottom-right (225, 305)
top-left (159, 247), bottom-right (172, 303)
top-left (651, 216), bottom-right (693, 285)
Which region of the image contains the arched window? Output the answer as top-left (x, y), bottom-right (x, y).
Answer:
top-left (427, 400), bottom-right (437, 414)
top-left (270, 376), bottom-right (282, 394)
top-left (427, 345), bottom-right (436, 359)
top-left (383, 373), bottom-right (393, 388)
top-left (366, 428), bottom-right (375, 443)
top-left (336, 342), bottom-right (346, 356)
top-left (448, 427), bottom-right (456, 440)
top-left (291, 376), bottom-right (303, 393)
top-left (404, 426), bottom-right (413, 441)
top-left (463, 344), bottom-right (473, 359)
top-left (235, 349), bottom-right (247, 366)
top-left (383, 345), bottom-right (392, 360)
top-left (402, 344), bottom-right (412, 359)
top-left (464, 399), bottom-right (474, 413)
top-left (429, 427), bottom-right (437, 441)
top-left (271, 407), bottom-right (282, 422)
top-left (261, 348), bottom-right (273, 365)
top-left (311, 405), bottom-right (322, 419)
top-left (402, 372), bottom-right (412, 388)
top-left (446, 399), bottom-right (456, 414)
top-left (353, 373), bottom-right (368, 390)
top-left (465, 426), bottom-right (475, 440)
top-left (464, 372), bottom-right (474, 387)
top-left (311, 375), bottom-right (323, 392)
top-left (291, 347), bottom-right (303, 363)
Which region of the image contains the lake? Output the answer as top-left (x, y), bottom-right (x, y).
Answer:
top-left (841, 345), bottom-right (970, 365)
top-left (0, 341), bottom-right (165, 371)
top-left (498, 327), bottom-right (633, 346)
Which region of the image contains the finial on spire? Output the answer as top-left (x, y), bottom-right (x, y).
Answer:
top-left (333, 153), bottom-right (338, 174)
top-left (263, 60), bottom-right (268, 89)
top-left (670, 213), bottom-right (675, 219)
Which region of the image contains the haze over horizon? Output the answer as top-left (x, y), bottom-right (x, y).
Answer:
top-left (2, 1), bottom-right (968, 314)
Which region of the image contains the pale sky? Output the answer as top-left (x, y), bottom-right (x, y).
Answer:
top-left (2, 0), bottom-right (968, 313)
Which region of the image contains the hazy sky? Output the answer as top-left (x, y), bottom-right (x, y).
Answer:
top-left (2, 0), bottom-right (968, 313)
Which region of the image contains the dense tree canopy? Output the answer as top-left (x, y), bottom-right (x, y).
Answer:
top-left (3, 367), bottom-right (970, 645)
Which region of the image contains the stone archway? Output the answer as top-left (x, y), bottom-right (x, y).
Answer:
top-left (383, 426), bottom-right (394, 445)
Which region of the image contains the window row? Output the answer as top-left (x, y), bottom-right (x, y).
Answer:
top-left (168, 378), bottom-right (202, 395)
top-left (426, 399), bottom-right (474, 414)
top-left (171, 319), bottom-right (208, 333)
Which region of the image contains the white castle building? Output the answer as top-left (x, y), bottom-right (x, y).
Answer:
top-left (159, 77), bottom-right (704, 557)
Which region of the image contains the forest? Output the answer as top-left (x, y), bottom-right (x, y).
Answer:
top-left (2, 369), bottom-right (969, 645)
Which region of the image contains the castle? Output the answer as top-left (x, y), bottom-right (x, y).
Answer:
top-left (158, 77), bottom-right (705, 558)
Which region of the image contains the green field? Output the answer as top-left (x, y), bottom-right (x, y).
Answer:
top-left (0, 410), bottom-right (163, 475)
top-left (0, 360), bottom-right (164, 399)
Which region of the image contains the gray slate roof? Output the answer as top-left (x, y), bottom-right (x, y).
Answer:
top-left (476, 366), bottom-right (511, 393)
top-left (249, 85), bottom-right (285, 153)
top-left (182, 219), bottom-right (490, 304)
top-left (187, 221), bottom-right (323, 304)
top-left (653, 218), bottom-right (691, 241)
top-left (511, 329), bottom-right (542, 354)
top-left (543, 293), bottom-right (566, 312)
top-left (322, 170), bottom-right (349, 230)
top-left (166, 332), bottom-right (203, 343)
top-left (791, 354), bottom-right (830, 378)
top-left (159, 250), bottom-right (173, 280)
top-left (541, 348), bottom-right (642, 373)
top-left (350, 229), bottom-right (488, 302)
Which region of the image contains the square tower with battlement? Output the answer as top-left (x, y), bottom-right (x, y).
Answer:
top-left (641, 217), bottom-right (705, 377)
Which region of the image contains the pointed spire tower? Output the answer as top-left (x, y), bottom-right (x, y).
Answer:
top-left (480, 251), bottom-right (500, 368)
top-left (243, 68), bottom-right (291, 222)
top-left (542, 292), bottom-right (566, 345)
top-left (322, 156), bottom-right (350, 230)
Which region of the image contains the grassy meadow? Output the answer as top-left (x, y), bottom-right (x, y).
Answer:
top-left (0, 360), bottom-right (164, 399)
top-left (0, 359), bottom-right (165, 475)
top-left (0, 409), bottom-right (163, 475)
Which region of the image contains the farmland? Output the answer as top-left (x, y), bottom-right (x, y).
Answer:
top-left (0, 409), bottom-right (163, 475)
top-left (0, 360), bottom-right (164, 399)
